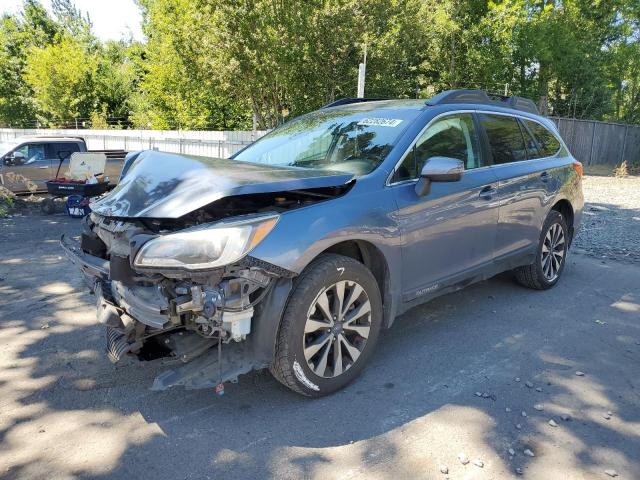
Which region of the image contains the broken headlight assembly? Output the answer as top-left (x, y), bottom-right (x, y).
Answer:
top-left (133, 214), bottom-right (279, 271)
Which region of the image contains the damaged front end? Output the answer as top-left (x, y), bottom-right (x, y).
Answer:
top-left (60, 151), bottom-right (354, 391)
top-left (62, 211), bottom-right (297, 390)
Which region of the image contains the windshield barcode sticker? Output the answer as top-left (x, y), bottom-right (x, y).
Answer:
top-left (357, 118), bottom-right (403, 127)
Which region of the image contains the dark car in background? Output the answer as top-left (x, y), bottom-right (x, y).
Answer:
top-left (62, 90), bottom-right (584, 397)
top-left (0, 136), bottom-right (125, 192)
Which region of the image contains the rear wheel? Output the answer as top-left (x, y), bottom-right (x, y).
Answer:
top-left (514, 210), bottom-right (568, 290)
top-left (270, 254), bottom-right (382, 396)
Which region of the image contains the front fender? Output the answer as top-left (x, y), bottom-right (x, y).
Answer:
top-left (250, 186), bottom-right (404, 327)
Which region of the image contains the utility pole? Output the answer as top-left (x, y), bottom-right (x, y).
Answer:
top-left (357, 43), bottom-right (367, 98)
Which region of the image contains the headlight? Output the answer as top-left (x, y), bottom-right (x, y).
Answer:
top-left (133, 214), bottom-right (279, 271)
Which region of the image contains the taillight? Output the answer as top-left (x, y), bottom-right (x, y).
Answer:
top-left (572, 161), bottom-right (583, 178)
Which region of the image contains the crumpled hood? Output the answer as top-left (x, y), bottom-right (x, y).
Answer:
top-left (91, 151), bottom-right (354, 219)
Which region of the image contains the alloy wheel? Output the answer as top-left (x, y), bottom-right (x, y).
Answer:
top-left (541, 222), bottom-right (565, 281)
top-left (303, 280), bottom-right (372, 378)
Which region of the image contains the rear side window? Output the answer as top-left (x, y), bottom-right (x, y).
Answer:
top-left (523, 120), bottom-right (561, 158)
top-left (519, 120), bottom-right (541, 159)
top-left (478, 114), bottom-right (527, 165)
top-left (49, 142), bottom-right (81, 160)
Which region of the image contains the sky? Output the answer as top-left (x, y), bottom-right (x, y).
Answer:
top-left (0, 0), bottom-right (144, 41)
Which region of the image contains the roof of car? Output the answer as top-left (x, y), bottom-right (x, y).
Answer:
top-left (11, 136), bottom-right (85, 143)
top-left (323, 90), bottom-right (543, 118)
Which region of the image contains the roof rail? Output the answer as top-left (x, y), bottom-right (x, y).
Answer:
top-left (322, 97), bottom-right (389, 109)
top-left (426, 89), bottom-right (539, 115)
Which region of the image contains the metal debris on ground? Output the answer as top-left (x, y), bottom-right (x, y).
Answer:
top-left (534, 404), bottom-right (544, 411)
top-left (575, 371), bottom-right (585, 376)
top-left (508, 448), bottom-right (515, 456)
top-left (604, 469), bottom-right (619, 477)
top-left (525, 381), bottom-right (534, 388)
top-left (521, 411), bottom-right (527, 417)
top-left (439, 465), bottom-right (448, 474)
top-left (548, 419), bottom-right (558, 427)
top-left (535, 387), bottom-right (543, 392)
top-left (457, 453), bottom-right (470, 465)
top-left (523, 449), bottom-right (535, 457)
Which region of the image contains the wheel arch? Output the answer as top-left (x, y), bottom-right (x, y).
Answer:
top-left (320, 240), bottom-right (395, 329)
top-left (252, 239), bottom-right (398, 367)
top-left (551, 198), bottom-right (575, 245)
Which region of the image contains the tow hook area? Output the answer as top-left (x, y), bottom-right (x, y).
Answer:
top-left (106, 327), bottom-right (134, 363)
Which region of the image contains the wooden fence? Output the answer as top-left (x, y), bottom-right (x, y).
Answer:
top-left (552, 118), bottom-right (640, 166)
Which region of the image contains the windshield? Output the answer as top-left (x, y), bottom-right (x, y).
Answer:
top-left (233, 104), bottom-right (421, 176)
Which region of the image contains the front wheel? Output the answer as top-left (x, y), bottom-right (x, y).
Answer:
top-left (270, 254), bottom-right (382, 396)
top-left (514, 210), bottom-right (569, 290)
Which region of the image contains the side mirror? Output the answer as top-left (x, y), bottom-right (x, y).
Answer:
top-left (415, 156), bottom-right (464, 196)
top-left (5, 151), bottom-right (25, 166)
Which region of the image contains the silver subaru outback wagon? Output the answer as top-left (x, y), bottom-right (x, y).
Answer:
top-left (62, 90), bottom-right (584, 396)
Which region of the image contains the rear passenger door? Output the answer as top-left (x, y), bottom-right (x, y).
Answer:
top-left (478, 113), bottom-right (556, 259)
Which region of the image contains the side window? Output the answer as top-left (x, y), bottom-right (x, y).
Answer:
top-left (14, 143), bottom-right (45, 164)
top-left (518, 120), bottom-right (542, 159)
top-left (51, 142), bottom-right (81, 160)
top-left (524, 120), bottom-right (561, 158)
top-left (393, 113), bottom-right (481, 182)
top-left (479, 114), bottom-right (527, 165)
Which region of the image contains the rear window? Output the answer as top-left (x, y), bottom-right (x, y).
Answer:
top-left (523, 120), bottom-right (561, 158)
top-left (478, 114), bottom-right (528, 165)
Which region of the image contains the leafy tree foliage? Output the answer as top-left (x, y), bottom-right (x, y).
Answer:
top-left (0, 0), bottom-right (638, 129)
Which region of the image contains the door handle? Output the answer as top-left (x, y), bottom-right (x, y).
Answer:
top-left (540, 171), bottom-right (550, 183)
top-left (479, 185), bottom-right (497, 200)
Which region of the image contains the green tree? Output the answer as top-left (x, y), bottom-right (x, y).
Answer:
top-left (24, 36), bottom-right (97, 125)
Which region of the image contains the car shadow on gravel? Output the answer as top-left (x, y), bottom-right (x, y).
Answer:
top-left (1, 215), bottom-right (639, 479)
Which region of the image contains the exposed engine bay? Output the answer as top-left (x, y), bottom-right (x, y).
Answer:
top-left (81, 208), bottom-right (290, 365)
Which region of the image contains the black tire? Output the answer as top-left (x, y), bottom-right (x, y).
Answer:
top-left (514, 210), bottom-right (569, 290)
top-left (270, 253), bottom-right (383, 396)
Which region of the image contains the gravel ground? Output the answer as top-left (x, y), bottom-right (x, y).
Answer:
top-left (574, 175), bottom-right (640, 263)
top-left (0, 174), bottom-right (638, 480)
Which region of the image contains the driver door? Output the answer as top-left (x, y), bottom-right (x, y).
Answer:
top-left (2, 143), bottom-right (49, 193)
top-left (390, 112), bottom-right (500, 302)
